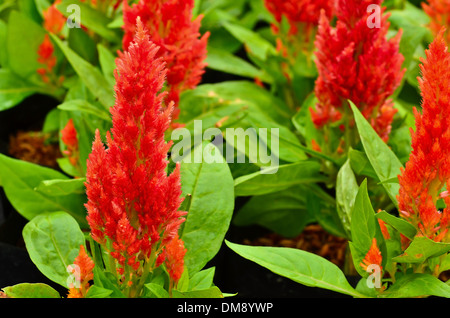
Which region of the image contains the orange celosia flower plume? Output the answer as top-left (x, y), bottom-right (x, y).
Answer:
top-left (360, 238), bottom-right (383, 272)
top-left (43, 0), bottom-right (65, 36)
top-left (312, 0), bottom-right (405, 144)
top-left (67, 245), bottom-right (95, 298)
top-left (422, 0), bottom-right (450, 44)
top-left (122, 0), bottom-right (209, 121)
top-left (85, 19), bottom-right (187, 296)
top-left (61, 119), bottom-right (79, 168)
top-left (397, 28), bottom-right (450, 243)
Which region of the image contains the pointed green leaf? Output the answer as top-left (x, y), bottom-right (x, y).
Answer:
top-left (351, 102), bottom-right (403, 207)
top-left (225, 241), bottom-right (366, 298)
top-left (2, 283), bottom-right (60, 298)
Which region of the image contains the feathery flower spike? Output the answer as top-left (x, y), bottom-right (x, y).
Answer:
top-left (360, 238), bottom-right (383, 272)
top-left (122, 0), bottom-right (209, 120)
top-left (43, 0), bottom-right (65, 36)
top-left (67, 245), bottom-right (95, 298)
top-left (423, 0), bottom-right (450, 44)
top-left (61, 119), bottom-right (79, 168)
top-left (397, 28), bottom-right (450, 243)
top-left (85, 18), bottom-right (187, 295)
top-left (37, 34), bottom-right (60, 84)
top-left (311, 0), bottom-right (405, 144)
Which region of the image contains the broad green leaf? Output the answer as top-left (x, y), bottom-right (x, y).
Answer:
top-left (234, 185), bottom-right (314, 237)
top-left (348, 148), bottom-right (379, 181)
top-left (382, 273), bottom-right (450, 298)
top-left (172, 286), bottom-right (223, 298)
top-left (349, 179), bottom-right (385, 277)
top-left (0, 154), bottom-right (88, 226)
top-left (206, 46), bottom-right (272, 83)
top-left (393, 236), bottom-right (450, 263)
top-left (6, 10), bottom-right (46, 78)
top-left (0, 69), bottom-right (40, 111)
top-left (234, 161), bottom-right (326, 197)
top-left (50, 34), bottom-right (115, 110)
top-left (180, 142), bottom-right (235, 275)
top-left (85, 285), bottom-right (113, 298)
top-left (144, 283), bottom-right (170, 298)
top-left (225, 241), bottom-right (366, 298)
top-left (57, 99), bottom-right (111, 121)
top-left (336, 159), bottom-right (359, 236)
top-left (35, 178), bottom-right (86, 196)
top-left (22, 212), bottom-right (85, 288)
top-left (188, 267), bottom-right (215, 291)
top-left (351, 102), bottom-right (403, 207)
top-left (223, 22), bottom-right (276, 61)
top-left (375, 211), bottom-right (416, 240)
top-left (2, 283), bottom-right (60, 298)
top-left (97, 43), bottom-right (117, 87)
top-left (57, 0), bottom-right (121, 42)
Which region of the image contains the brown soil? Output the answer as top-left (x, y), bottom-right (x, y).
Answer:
top-left (8, 131), bottom-right (61, 168)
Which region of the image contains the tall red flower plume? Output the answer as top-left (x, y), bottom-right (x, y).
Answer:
top-left (122, 0), bottom-right (209, 120)
top-left (67, 245), bottom-right (95, 298)
top-left (311, 0), bottom-right (405, 143)
top-left (422, 0), bottom-right (450, 44)
top-left (85, 19), bottom-right (187, 289)
top-left (397, 28), bottom-right (450, 243)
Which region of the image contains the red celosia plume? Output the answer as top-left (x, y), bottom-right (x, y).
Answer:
top-left (67, 245), bottom-right (95, 298)
top-left (37, 34), bottom-right (63, 85)
top-left (360, 238), bottom-right (383, 272)
top-left (311, 0), bottom-right (405, 143)
top-left (43, 0), bottom-right (65, 36)
top-left (422, 0), bottom-right (450, 44)
top-left (264, 0), bottom-right (333, 36)
top-left (61, 119), bottom-right (79, 167)
top-left (122, 0), bottom-right (209, 120)
top-left (85, 19), bottom-right (187, 291)
top-left (397, 28), bottom-right (450, 243)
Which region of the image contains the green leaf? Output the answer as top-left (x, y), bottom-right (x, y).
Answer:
top-left (180, 142), bottom-right (235, 275)
top-left (93, 267), bottom-right (124, 298)
top-left (234, 185), bottom-right (314, 237)
top-left (348, 148), bottom-right (379, 181)
top-left (349, 179), bottom-right (385, 276)
top-left (144, 283), bottom-right (170, 298)
top-left (392, 236), bottom-right (450, 263)
top-left (172, 286), bottom-right (223, 298)
top-left (188, 267), bottom-right (216, 291)
top-left (225, 241), bottom-right (366, 298)
top-left (336, 159), bottom-right (359, 236)
top-left (375, 211), bottom-right (416, 240)
top-left (35, 178), bottom-right (86, 196)
top-left (97, 43), bottom-right (117, 87)
top-left (234, 161), bottom-right (326, 197)
top-left (2, 283), bottom-right (61, 298)
top-left (223, 22), bottom-right (276, 61)
top-left (382, 273), bottom-right (450, 298)
top-left (57, 0), bottom-right (121, 42)
top-left (351, 102), bottom-right (403, 207)
top-left (0, 154), bottom-right (88, 226)
top-left (57, 99), bottom-right (111, 121)
top-left (85, 285), bottom-right (113, 298)
top-left (206, 46), bottom-right (272, 83)
top-left (22, 212), bottom-right (85, 288)
top-left (6, 10), bottom-right (46, 78)
top-left (0, 69), bottom-right (40, 111)
top-left (50, 34), bottom-right (115, 110)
